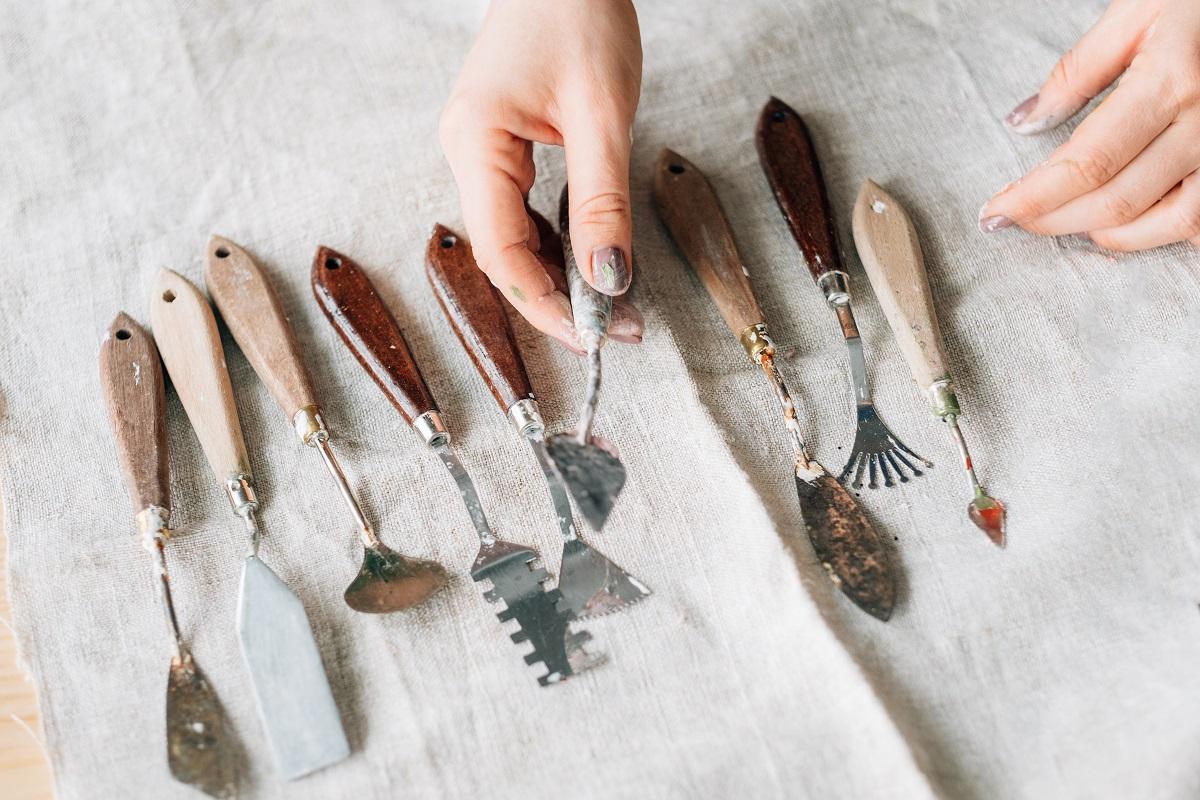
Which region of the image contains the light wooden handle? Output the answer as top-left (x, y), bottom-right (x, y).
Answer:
top-left (851, 180), bottom-right (949, 391)
top-left (652, 148), bottom-right (765, 338)
top-left (150, 269), bottom-right (252, 484)
top-left (204, 235), bottom-right (318, 424)
top-left (99, 313), bottom-right (170, 513)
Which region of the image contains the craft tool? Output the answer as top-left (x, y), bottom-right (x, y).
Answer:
top-left (545, 185), bottom-right (627, 531)
top-left (851, 180), bottom-right (1007, 546)
top-left (425, 219), bottom-right (651, 618)
top-left (311, 246), bottom-right (605, 684)
top-left (99, 313), bottom-right (237, 798)
top-left (151, 270), bottom-right (350, 780)
top-left (756, 96), bottom-right (930, 489)
top-left (653, 149), bottom-right (896, 620)
top-left (204, 236), bottom-right (449, 611)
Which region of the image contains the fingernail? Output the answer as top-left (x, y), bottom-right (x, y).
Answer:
top-left (541, 291), bottom-right (583, 351)
top-left (1004, 94), bottom-right (1039, 129)
top-left (978, 211), bottom-right (1015, 234)
top-left (609, 301), bottom-right (645, 343)
top-left (591, 247), bottom-right (630, 294)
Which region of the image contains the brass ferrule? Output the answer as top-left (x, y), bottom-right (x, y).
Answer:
top-left (816, 270), bottom-right (851, 307)
top-left (739, 323), bottom-right (775, 362)
top-left (224, 474), bottom-right (259, 517)
top-left (293, 404), bottom-right (328, 445)
top-left (928, 378), bottom-right (961, 418)
top-left (135, 505), bottom-right (172, 550)
top-left (507, 397), bottom-right (545, 438)
top-left (414, 410), bottom-right (450, 449)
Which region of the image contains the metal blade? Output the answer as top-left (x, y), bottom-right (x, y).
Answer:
top-left (545, 434), bottom-right (626, 531)
top-left (794, 472), bottom-right (896, 621)
top-left (237, 556), bottom-right (350, 779)
top-left (471, 539), bottom-right (606, 685)
top-left (166, 654), bottom-right (237, 798)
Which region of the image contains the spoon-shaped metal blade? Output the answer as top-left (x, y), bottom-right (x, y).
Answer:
top-left (344, 544), bottom-right (450, 613)
top-left (969, 489), bottom-right (1007, 548)
top-left (166, 653), bottom-right (237, 799)
top-left (546, 434), bottom-right (627, 531)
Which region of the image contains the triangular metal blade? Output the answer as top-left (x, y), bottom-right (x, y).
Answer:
top-left (237, 556), bottom-right (350, 779)
top-left (545, 436), bottom-right (626, 531)
top-left (558, 538), bottom-right (651, 620)
top-left (165, 654), bottom-right (237, 798)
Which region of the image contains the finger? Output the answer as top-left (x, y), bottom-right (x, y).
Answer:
top-left (1023, 121), bottom-right (1200, 235)
top-left (980, 78), bottom-right (1177, 231)
top-left (562, 105), bottom-right (634, 296)
top-left (1089, 171), bottom-right (1200, 251)
top-left (1005, 0), bottom-right (1151, 134)
top-left (609, 299), bottom-right (644, 344)
top-left (446, 128), bottom-right (579, 348)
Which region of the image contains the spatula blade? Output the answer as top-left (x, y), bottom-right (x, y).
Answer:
top-left (237, 556), bottom-right (350, 780)
top-left (546, 435), bottom-right (626, 531)
top-left (166, 654), bottom-right (237, 798)
top-left (795, 473), bottom-right (896, 620)
top-left (558, 538), bottom-right (651, 619)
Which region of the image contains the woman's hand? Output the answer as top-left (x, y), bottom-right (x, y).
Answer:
top-left (979, 0), bottom-right (1200, 251)
top-left (439, 0), bottom-right (644, 350)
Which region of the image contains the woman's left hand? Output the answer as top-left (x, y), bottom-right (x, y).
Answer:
top-left (979, 0), bottom-right (1200, 251)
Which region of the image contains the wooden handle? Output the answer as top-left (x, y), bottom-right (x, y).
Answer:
top-left (851, 180), bottom-right (950, 390)
top-left (651, 148), bottom-right (765, 337)
top-left (755, 96), bottom-right (843, 284)
top-left (311, 246), bottom-right (438, 424)
top-left (99, 313), bottom-right (170, 513)
top-left (559, 184), bottom-right (612, 350)
top-left (204, 235), bottom-right (318, 423)
top-left (150, 269), bottom-right (251, 483)
top-left (425, 224), bottom-right (533, 414)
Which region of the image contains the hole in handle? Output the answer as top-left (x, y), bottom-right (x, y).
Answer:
top-left (325, 257), bottom-right (342, 270)
top-left (214, 246), bottom-right (231, 259)
top-left (770, 110), bottom-right (786, 123)
top-left (115, 329), bottom-right (131, 341)
top-left (162, 290), bottom-right (176, 303)
top-left (668, 163), bottom-right (685, 174)
top-left (440, 236), bottom-right (456, 249)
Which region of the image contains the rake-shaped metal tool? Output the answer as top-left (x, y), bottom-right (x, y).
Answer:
top-left (312, 246), bottom-right (605, 684)
top-left (756, 96), bottom-right (930, 489)
top-left (100, 313), bottom-right (237, 798)
top-left (425, 220), bottom-right (650, 619)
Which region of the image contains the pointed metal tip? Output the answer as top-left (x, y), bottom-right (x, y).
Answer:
top-left (969, 496), bottom-right (1007, 549)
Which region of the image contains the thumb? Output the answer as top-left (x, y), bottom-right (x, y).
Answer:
top-left (1005, 0), bottom-right (1150, 135)
top-left (562, 111), bottom-right (634, 296)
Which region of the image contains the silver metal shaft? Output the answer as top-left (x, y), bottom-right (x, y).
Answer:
top-left (576, 346), bottom-right (602, 444)
top-left (150, 539), bottom-right (186, 661)
top-left (313, 436), bottom-right (380, 549)
top-left (527, 435), bottom-right (580, 543)
top-left (433, 444), bottom-right (497, 548)
top-left (758, 351), bottom-right (817, 471)
top-left (835, 302), bottom-right (872, 405)
top-left (946, 415), bottom-right (984, 493)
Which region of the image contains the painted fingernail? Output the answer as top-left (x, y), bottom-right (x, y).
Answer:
top-left (1004, 94), bottom-right (1039, 129)
top-left (978, 214), bottom-right (1014, 234)
top-left (609, 301), bottom-right (645, 343)
top-left (591, 247), bottom-right (630, 295)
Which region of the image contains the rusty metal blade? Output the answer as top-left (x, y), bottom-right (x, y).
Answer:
top-left (237, 555), bottom-right (350, 779)
top-left (795, 473), bottom-right (896, 620)
top-left (166, 654), bottom-right (237, 798)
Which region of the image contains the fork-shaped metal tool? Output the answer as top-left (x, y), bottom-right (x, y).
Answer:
top-left (756, 96), bottom-right (930, 489)
top-left (312, 245), bottom-right (605, 685)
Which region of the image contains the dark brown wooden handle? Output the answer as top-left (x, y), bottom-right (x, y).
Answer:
top-left (755, 96), bottom-right (843, 284)
top-left (425, 224), bottom-right (533, 414)
top-left (99, 313), bottom-right (170, 513)
top-left (311, 246), bottom-right (438, 425)
top-left (651, 148), bottom-right (766, 337)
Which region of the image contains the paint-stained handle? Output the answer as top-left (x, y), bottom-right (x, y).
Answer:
top-left (425, 224), bottom-right (533, 414)
top-left (559, 184), bottom-right (611, 351)
top-left (851, 180), bottom-right (951, 393)
top-left (204, 236), bottom-right (319, 424)
top-left (652, 149), bottom-right (766, 337)
top-left (311, 247), bottom-right (438, 425)
top-left (150, 269), bottom-right (252, 483)
top-left (99, 313), bottom-right (170, 513)
top-left (755, 96), bottom-right (842, 284)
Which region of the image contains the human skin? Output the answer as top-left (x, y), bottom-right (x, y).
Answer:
top-left (980, 0), bottom-right (1200, 252)
top-left (440, 0), bottom-right (644, 351)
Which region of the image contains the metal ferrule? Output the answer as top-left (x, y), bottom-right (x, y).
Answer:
top-left (224, 474), bottom-right (259, 517)
top-left (928, 378), bottom-right (961, 418)
top-left (135, 505), bottom-right (172, 551)
top-left (507, 397), bottom-right (545, 438)
top-left (739, 323), bottom-right (775, 363)
top-left (414, 410), bottom-right (451, 449)
top-left (816, 270), bottom-right (851, 307)
top-left (293, 404), bottom-right (328, 445)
